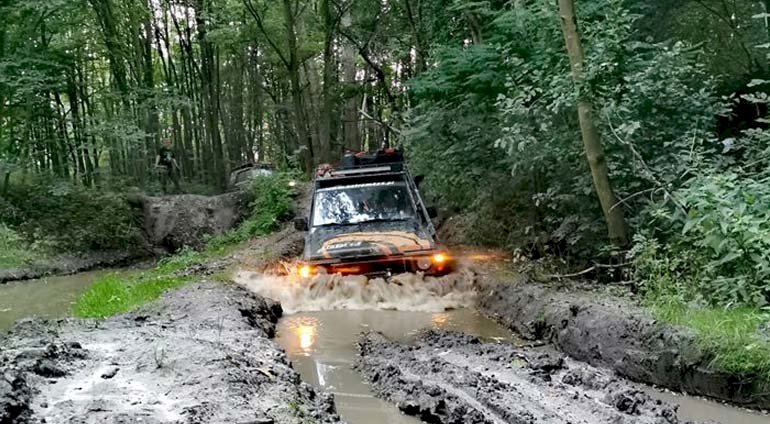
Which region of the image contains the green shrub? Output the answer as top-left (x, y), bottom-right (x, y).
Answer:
top-left (0, 224), bottom-right (36, 268)
top-left (1, 179), bottom-right (142, 253)
top-left (634, 173), bottom-right (770, 308)
top-left (632, 224), bottom-right (770, 385)
top-left (155, 247), bottom-right (205, 274)
top-left (206, 173), bottom-right (294, 252)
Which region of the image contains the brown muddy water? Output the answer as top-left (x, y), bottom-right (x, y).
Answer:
top-left (240, 270), bottom-right (770, 424)
top-left (0, 269), bottom-right (113, 331)
top-left (276, 309), bottom-right (513, 424)
top-left (1, 269), bottom-right (768, 424)
top-left (273, 308), bottom-right (770, 424)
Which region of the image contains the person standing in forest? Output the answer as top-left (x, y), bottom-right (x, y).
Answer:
top-left (155, 138), bottom-right (182, 194)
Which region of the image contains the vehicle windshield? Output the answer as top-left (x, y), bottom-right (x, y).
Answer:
top-left (312, 182), bottom-right (416, 227)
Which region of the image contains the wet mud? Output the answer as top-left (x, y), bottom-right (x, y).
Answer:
top-left (141, 192), bottom-right (248, 253)
top-left (356, 330), bottom-right (700, 424)
top-left (0, 251), bottom-right (141, 285)
top-left (0, 282), bottom-right (341, 424)
top-left (477, 278), bottom-right (770, 409)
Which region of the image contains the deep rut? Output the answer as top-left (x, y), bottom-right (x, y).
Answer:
top-left (356, 330), bottom-right (695, 424)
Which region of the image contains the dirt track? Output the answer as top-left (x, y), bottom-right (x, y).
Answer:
top-left (356, 330), bottom-right (697, 424)
top-left (0, 282), bottom-right (341, 424)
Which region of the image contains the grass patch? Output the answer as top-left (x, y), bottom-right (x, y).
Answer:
top-left (0, 245), bottom-right (35, 269)
top-left (647, 299), bottom-right (770, 384)
top-left (73, 273), bottom-right (193, 318)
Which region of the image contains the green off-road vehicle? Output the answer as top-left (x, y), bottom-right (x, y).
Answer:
top-left (294, 149), bottom-right (454, 278)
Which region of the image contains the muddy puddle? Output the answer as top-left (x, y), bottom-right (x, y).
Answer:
top-left (645, 389), bottom-right (769, 424)
top-left (1, 268), bottom-right (767, 424)
top-left (240, 270), bottom-right (770, 424)
top-left (276, 309), bottom-right (513, 424)
top-left (0, 269), bottom-right (113, 331)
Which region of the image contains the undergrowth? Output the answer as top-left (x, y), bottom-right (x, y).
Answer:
top-left (73, 173), bottom-right (294, 319)
top-left (206, 173), bottom-right (295, 252)
top-left (632, 235), bottom-right (770, 386)
top-left (647, 298), bottom-right (770, 386)
top-left (0, 224), bottom-right (38, 269)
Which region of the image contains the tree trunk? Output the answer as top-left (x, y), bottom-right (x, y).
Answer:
top-left (283, 0), bottom-right (313, 170)
top-left (341, 11), bottom-right (360, 152)
top-left (319, 0), bottom-right (336, 162)
top-left (558, 0), bottom-right (628, 247)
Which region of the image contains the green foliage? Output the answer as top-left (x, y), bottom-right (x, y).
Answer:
top-left (73, 273), bottom-right (193, 319)
top-left (648, 298), bottom-right (770, 386)
top-left (206, 173), bottom-right (294, 252)
top-left (155, 247), bottom-right (205, 274)
top-left (633, 221), bottom-right (770, 385)
top-left (1, 179), bottom-right (142, 253)
top-left (0, 224), bottom-right (36, 268)
top-left (633, 173), bottom-right (770, 308)
top-left (405, 4), bottom-right (542, 250)
top-left (408, 0), bottom-right (722, 257)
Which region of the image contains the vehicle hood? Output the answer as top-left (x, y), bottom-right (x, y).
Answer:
top-left (305, 221), bottom-right (436, 261)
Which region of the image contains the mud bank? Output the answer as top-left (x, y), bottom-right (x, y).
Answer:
top-left (477, 279), bottom-right (770, 409)
top-left (0, 282), bottom-right (342, 424)
top-left (356, 330), bottom-right (695, 424)
top-left (1, 192), bottom-right (251, 284)
top-left (141, 192), bottom-right (248, 252)
top-left (0, 251), bottom-right (142, 284)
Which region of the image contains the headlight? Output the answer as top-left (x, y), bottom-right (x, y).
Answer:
top-left (298, 265), bottom-right (314, 278)
top-left (417, 257), bottom-right (433, 270)
top-left (432, 253), bottom-right (448, 265)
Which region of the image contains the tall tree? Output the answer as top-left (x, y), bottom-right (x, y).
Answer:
top-left (558, 0), bottom-right (628, 247)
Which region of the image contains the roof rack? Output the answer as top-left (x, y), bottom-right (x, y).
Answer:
top-left (315, 149), bottom-right (405, 180)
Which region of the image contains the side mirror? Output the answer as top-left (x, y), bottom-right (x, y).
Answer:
top-left (414, 175), bottom-right (425, 188)
top-left (294, 217), bottom-right (309, 232)
top-left (426, 206), bottom-right (438, 219)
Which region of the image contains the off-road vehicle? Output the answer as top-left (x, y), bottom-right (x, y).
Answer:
top-left (294, 149), bottom-right (453, 278)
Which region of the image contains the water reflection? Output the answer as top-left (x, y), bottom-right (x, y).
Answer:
top-left (281, 316), bottom-right (321, 356)
top-left (432, 312), bottom-right (449, 328)
top-left (275, 310), bottom-right (515, 424)
top-left (0, 270), bottom-right (113, 331)
top-left (297, 324), bottom-right (317, 353)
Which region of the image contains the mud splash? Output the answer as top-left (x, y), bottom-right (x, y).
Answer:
top-left (235, 269), bottom-right (479, 314)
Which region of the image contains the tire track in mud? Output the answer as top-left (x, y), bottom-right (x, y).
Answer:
top-left (0, 282), bottom-right (343, 424)
top-left (356, 330), bottom-right (698, 424)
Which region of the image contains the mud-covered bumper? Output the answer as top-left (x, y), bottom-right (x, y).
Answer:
top-left (300, 251), bottom-right (455, 277)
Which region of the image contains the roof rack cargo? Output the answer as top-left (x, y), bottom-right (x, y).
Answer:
top-left (315, 149), bottom-right (404, 180)
top-left (340, 148), bottom-right (403, 169)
